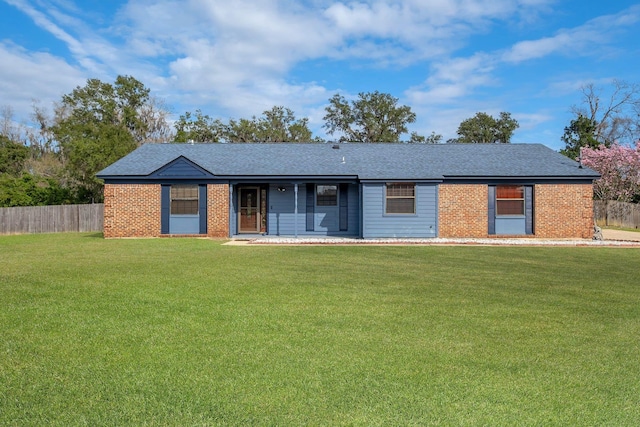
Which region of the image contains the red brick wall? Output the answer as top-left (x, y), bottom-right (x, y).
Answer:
top-left (103, 183), bottom-right (231, 238)
top-left (104, 182), bottom-right (593, 239)
top-left (439, 184), bottom-right (488, 238)
top-left (437, 183), bottom-right (594, 239)
top-left (103, 184), bottom-right (161, 238)
top-left (535, 184), bottom-right (594, 238)
top-left (207, 184), bottom-right (230, 237)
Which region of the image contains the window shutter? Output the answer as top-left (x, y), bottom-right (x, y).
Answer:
top-left (161, 185), bottom-right (170, 234)
top-left (488, 185), bottom-right (496, 235)
top-left (525, 186), bottom-right (534, 235)
top-left (199, 184), bottom-right (208, 234)
top-left (306, 183), bottom-right (314, 231)
top-left (339, 183), bottom-right (348, 231)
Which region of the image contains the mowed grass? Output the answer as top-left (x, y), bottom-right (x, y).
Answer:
top-left (1, 234), bottom-right (639, 426)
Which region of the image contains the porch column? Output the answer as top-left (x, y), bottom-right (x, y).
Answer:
top-left (294, 183), bottom-right (298, 238)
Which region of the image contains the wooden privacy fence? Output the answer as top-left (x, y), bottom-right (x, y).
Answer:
top-left (1, 201), bottom-right (638, 234)
top-left (0, 204), bottom-right (104, 235)
top-left (594, 200), bottom-right (640, 229)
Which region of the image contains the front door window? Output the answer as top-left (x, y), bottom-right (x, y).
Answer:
top-left (239, 187), bottom-right (260, 233)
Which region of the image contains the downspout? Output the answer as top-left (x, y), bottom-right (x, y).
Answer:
top-left (294, 183), bottom-right (298, 238)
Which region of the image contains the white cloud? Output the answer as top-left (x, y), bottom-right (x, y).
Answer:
top-left (0, 42), bottom-right (85, 117)
top-left (4, 0), bottom-right (140, 76)
top-left (408, 3), bottom-right (640, 114)
top-left (503, 4), bottom-right (640, 63)
top-left (1, 0), bottom-right (638, 144)
top-left (406, 53), bottom-right (497, 105)
top-left (112, 0), bottom-right (344, 117)
top-left (144, 0), bottom-right (553, 118)
top-left (503, 30), bottom-right (599, 63)
top-left (117, 0), bottom-right (560, 108)
top-left (3, 0), bottom-right (562, 119)
top-left (5, 0), bottom-right (84, 53)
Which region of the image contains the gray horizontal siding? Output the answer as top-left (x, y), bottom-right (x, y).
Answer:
top-left (267, 183), bottom-right (359, 236)
top-left (268, 184), bottom-right (299, 236)
top-left (362, 183), bottom-right (437, 238)
top-left (495, 217), bottom-right (526, 235)
top-left (169, 215), bottom-right (200, 234)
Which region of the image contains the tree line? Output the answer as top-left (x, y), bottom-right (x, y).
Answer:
top-left (1, 75), bottom-right (638, 206)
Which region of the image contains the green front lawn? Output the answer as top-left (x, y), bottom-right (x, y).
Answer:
top-left (1, 234), bottom-right (639, 425)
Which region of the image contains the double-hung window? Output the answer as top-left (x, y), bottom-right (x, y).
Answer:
top-left (496, 185), bottom-right (525, 216)
top-left (386, 183), bottom-right (415, 214)
top-left (317, 185), bottom-right (338, 206)
top-left (171, 185), bottom-right (199, 215)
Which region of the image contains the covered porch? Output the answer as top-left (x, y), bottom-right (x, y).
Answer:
top-left (229, 181), bottom-right (361, 238)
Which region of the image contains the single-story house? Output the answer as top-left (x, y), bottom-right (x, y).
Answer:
top-left (96, 143), bottom-right (600, 239)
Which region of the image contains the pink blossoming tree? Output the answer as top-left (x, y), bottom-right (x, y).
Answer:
top-left (581, 141), bottom-right (640, 202)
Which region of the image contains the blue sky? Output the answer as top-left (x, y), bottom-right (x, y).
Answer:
top-left (1, 0), bottom-right (639, 149)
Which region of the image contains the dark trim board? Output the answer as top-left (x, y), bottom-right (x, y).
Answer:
top-left (161, 183), bottom-right (207, 235)
top-left (161, 185), bottom-right (170, 234)
top-left (306, 183), bottom-right (314, 232)
top-left (199, 184), bottom-right (208, 234)
top-left (150, 156), bottom-right (216, 179)
top-left (488, 184), bottom-right (534, 236)
top-left (443, 177), bottom-right (597, 185)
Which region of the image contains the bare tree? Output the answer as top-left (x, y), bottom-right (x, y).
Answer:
top-left (1, 105), bottom-right (22, 142)
top-left (137, 96), bottom-right (173, 144)
top-left (27, 100), bottom-right (57, 153)
top-left (25, 101), bottom-right (65, 180)
top-left (572, 80), bottom-right (640, 145)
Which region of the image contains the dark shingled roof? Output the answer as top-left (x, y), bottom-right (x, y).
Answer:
top-left (97, 143), bottom-right (599, 181)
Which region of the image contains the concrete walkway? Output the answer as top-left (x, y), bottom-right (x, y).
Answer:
top-left (602, 228), bottom-right (640, 242)
top-left (225, 230), bottom-right (640, 246)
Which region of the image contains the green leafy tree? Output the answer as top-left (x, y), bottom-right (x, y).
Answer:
top-left (53, 76), bottom-right (164, 202)
top-left (409, 131), bottom-right (443, 144)
top-left (174, 109), bottom-right (223, 142)
top-left (323, 91), bottom-right (417, 142)
top-left (1, 110), bottom-right (74, 206)
top-left (560, 115), bottom-right (601, 159)
top-left (0, 134), bottom-right (29, 176)
top-left (451, 112), bottom-right (519, 144)
top-left (254, 106), bottom-right (319, 143)
top-left (224, 118), bottom-right (260, 143)
top-left (0, 174), bottom-right (73, 207)
top-left (175, 106), bottom-right (319, 143)
top-left (224, 106), bottom-right (320, 143)
top-left (0, 174), bottom-right (32, 207)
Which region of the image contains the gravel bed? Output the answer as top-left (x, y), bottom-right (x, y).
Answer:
top-left (244, 237), bottom-right (640, 246)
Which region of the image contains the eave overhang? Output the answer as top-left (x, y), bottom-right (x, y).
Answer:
top-left (441, 175), bottom-right (600, 185)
